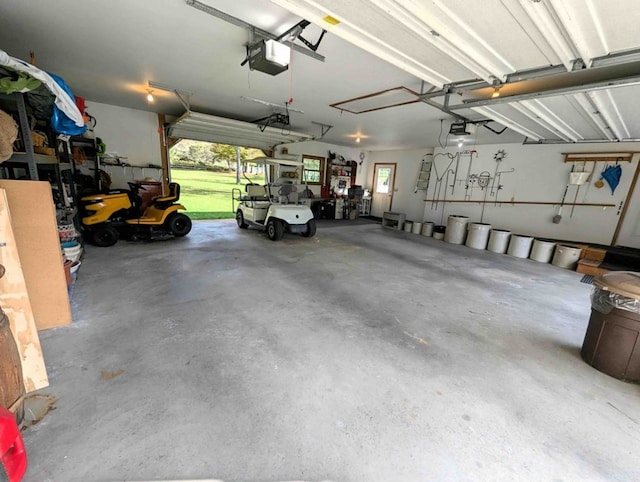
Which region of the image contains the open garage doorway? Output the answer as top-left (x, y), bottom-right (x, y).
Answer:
top-left (169, 140), bottom-right (266, 219)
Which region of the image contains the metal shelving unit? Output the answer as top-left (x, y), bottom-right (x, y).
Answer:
top-left (0, 92), bottom-right (38, 179)
top-left (0, 92), bottom-right (78, 219)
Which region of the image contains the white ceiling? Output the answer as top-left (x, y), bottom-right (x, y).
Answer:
top-left (2, 0), bottom-right (640, 150)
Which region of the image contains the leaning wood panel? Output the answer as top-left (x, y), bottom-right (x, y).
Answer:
top-left (0, 188), bottom-right (48, 391)
top-left (0, 180), bottom-right (72, 330)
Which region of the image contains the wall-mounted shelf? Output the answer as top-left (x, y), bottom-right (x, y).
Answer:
top-left (9, 152), bottom-right (62, 165)
top-left (563, 152), bottom-right (635, 163)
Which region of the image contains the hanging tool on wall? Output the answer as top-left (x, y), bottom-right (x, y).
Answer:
top-left (430, 153), bottom-right (456, 209)
top-left (569, 162), bottom-right (589, 217)
top-left (440, 169), bottom-right (455, 224)
top-left (477, 171), bottom-right (491, 223)
top-left (553, 166), bottom-right (573, 224)
top-left (463, 150), bottom-right (478, 200)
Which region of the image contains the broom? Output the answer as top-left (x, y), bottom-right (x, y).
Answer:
top-left (553, 182), bottom-right (570, 224)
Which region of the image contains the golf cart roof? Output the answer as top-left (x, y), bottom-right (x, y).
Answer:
top-left (252, 157), bottom-right (304, 167)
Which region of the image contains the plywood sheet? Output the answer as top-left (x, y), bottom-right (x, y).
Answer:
top-left (0, 180), bottom-right (72, 330)
top-left (0, 188), bottom-right (48, 392)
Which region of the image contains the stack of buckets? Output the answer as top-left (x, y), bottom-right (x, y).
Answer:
top-left (58, 222), bottom-right (82, 290)
top-left (400, 214), bottom-right (583, 270)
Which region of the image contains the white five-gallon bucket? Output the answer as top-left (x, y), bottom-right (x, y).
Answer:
top-left (444, 215), bottom-right (469, 244)
top-left (421, 222), bottom-right (434, 237)
top-left (507, 234), bottom-right (534, 258)
top-left (412, 222), bottom-right (423, 234)
top-left (487, 229), bottom-right (511, 254)
top-left (465, 223), bottom-right (492, 250)
top-left (530, 239), bottom-right (556, 263)
top-left (404, 221), bottom-right (413, 233)
top-left (552, 245), bottom-right (582, 269)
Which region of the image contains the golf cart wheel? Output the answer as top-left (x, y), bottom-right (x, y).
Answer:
top-left (167, 213), bottom-right (192, 237)
top-left (236, 210), bottom-right (248, 229)
top-left (92, 225), bottom-right (119, 247)
top-left (266, 219), bottom-right (284, 241)
top-left (302, 219), bottom-right (316, 238)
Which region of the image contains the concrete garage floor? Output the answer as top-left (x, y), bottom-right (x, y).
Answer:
top-left (23, 219), bottom-right (640, 481)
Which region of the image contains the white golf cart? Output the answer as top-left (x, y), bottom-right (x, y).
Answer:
top-left (232, 157), bottom-right (316, 241)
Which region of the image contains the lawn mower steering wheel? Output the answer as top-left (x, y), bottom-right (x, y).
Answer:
top-left (128, 182), bottom-right (146, 191)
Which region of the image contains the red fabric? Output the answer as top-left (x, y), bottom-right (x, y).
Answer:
top-left (0, 407), bottom-right (27, 482)
top-left (74, 96), bottom-right (86, 116)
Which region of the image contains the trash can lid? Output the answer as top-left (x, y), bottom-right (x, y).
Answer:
top-left (593, 271), bottom-right (640, 299)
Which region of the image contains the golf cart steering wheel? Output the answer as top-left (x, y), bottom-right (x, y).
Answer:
top-left (278, 184), bottom-right (297, 196)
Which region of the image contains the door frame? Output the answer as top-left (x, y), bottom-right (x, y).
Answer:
top-left (612, 155), bottom-right (640, 246)
top-left (371, 162), bottom-right (397, 215)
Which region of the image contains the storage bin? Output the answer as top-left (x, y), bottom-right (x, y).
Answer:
top-left (465, 223), bottom-right (491, 250)
top-left (507, 234), bottom-right (533, 258)
top-left (444, 215), bottom-right (468, 244)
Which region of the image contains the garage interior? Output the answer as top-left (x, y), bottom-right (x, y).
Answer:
top-left (2, 1), bottom-right (640, 480)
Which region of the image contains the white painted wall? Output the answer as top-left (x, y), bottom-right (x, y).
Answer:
top-left (73, 103), bottom-right (640, 246)
top-left (277, 140), bottom-right (365, 196)
top-left (84, 100), bottom-right (162, 188)
top-left (366, 148), bottom-right (435, 222)
top-left (418, 143), bottom-right (640, 246)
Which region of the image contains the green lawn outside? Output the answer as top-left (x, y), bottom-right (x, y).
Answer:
top-left (171, 168), bottom-right (263, 219)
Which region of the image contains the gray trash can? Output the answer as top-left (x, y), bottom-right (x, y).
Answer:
top-left (581, 271), bottom-right (640, 382)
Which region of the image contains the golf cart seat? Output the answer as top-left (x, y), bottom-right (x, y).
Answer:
top-left (153, 182), bottom-right (180, 207)
top-left (244, 184), bottom-right (268, 200)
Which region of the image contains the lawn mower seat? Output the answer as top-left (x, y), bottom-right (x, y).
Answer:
top-left (153, 182), bottom-right (180, 207)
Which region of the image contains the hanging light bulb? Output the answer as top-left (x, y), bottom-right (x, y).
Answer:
top-left (356, 136), bottom-right (361, 143)
top-left (491, 86), bottom-right (501, 98)
top-left (146, 89), bottom-right (154, 102)
top-left (458, 141), bottom-right (463, 148)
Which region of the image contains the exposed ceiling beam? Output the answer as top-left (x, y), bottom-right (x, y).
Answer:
top-left (185, 0), bottom-right (325, 62)
top-left (450, 60), bottom-right (640, 110)
top-left (517, 0), bottom-right (579, 70)
top-left (567, 94), bottom-right (614, 141)
top-left (587, 90), bottom-right (629, 141)
top-left (471, 106), bottom-right (543, 141)
top-left (519, 100), bottom-right (583, 141)
top-left (270, 0), bottom-right (450, 87)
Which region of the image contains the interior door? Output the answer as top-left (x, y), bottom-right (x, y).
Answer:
top-left (371, 163), bottom-right (396, 217)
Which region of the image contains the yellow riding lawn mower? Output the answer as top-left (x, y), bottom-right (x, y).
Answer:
top-left (80, 182), bottom-right (192, 247)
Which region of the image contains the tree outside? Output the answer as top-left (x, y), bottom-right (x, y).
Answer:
top-left (170, 140), bottom-right (266, 219)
